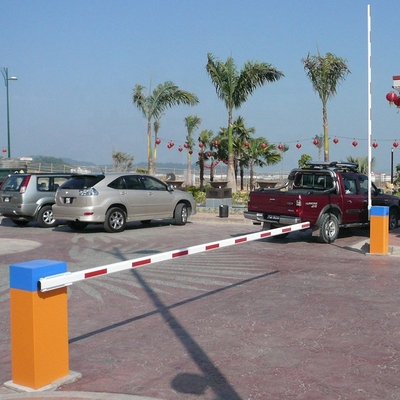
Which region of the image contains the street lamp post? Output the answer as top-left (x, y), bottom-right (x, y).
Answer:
top-left (1, 67), bottom-right (18, 158)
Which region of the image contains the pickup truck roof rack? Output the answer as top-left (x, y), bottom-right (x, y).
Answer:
top-left (304, 161), bottom-right (358, 172)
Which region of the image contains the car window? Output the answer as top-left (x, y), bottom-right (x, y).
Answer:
top-left (359, 177), bottom-right (369, 195)
top-left (343, 177), bottom-right (357, 194)
top-left (141, 176), bottom-right (167, 191)
top-left (1, 175), bottom-right (24, 191)
top-left (61, 175), bottom-right (104, 189)
top-left (293, 173), bottom-right (333, 190)
top-left (37, 178), bottom-right (50, 191)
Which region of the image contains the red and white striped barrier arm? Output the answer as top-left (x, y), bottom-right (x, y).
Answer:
top-left (39, 222), bottom-right (310, 292)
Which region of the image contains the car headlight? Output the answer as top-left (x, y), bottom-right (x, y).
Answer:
top-left (79, 187), bottom-right (99, 196)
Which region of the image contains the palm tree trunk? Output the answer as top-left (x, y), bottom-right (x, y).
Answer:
top-left (147, 120), bottom-right (155, 175)
top-left (323, 104), bottom-right (329, 162)
top-left (240, 164), bottom-right (244, 191)
top-left (200, 158), bottom-right (204, 190)
top-left (227, 110), bottom-right (236, 192)
top-left (187, 153), bottom-right (192, 186)
top-left (250, 159), bottom-right (255, 191)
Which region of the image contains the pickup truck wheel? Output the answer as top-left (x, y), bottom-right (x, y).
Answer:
top-left (389, 209), bottom-right (398, 230)
top-left (318, 213), bottom-right (339, 244)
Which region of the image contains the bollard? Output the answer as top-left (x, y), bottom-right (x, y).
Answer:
top-left (6, 259), bottom-right (79, 391)
top-left (370, 206), bottom-right (389, 255)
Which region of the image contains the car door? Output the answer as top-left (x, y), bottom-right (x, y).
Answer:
top-left (116, 175), bottom-right (149, 219)
top-left (140, 175), bottom-right (174, 216)
top-left (341, 174), bottom-right (368, 224)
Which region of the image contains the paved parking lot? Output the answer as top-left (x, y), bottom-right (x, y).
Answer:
top-left (1, 215), bottom-right (400, 399)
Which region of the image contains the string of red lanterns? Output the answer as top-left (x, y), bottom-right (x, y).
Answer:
top-left (151, 135), bottom-right (399, 155)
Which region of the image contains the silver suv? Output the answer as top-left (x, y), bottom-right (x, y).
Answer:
top-left (0, 173), bottom-right (71, 227)
top-left (52, 173), bottom-right (197, 233)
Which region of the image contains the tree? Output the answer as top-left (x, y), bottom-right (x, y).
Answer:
top-left (232, 116), bottom-right (255, 191)
top-left (302, 52), bottom-right (350, 162)
top-left (197, 129), bottom-right (214, 190)
top-left (346, 155), bottom-right (375, 174)
top-left (184, 115), bottom-right (201, 186)
top-left (298, 154), bottom-right (312, 168)
top-left (132, 81), bottom-right (199, 175)
top-left (112, 150), bottom-right (134, 172)
top-left (206, 53), bottom-right (284, 193)
top-left (242, 138), bottom-right (280, 190)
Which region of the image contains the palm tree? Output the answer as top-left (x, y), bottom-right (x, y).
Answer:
top-left (132, 81), bottom-right (199, 175)
top-left (184, 115), bottom-right (201, 186)
top-left (302, 52), bottom-right (351, 162)
top-left (197, 129), bottom-right (214, 189)
top-left (206, 53), bottom-right (284, 192)
top-left (232, 117), bottom-right (255, 190)
top-left (346, 155), bottom-right (375, 174)
top-left (242, 138), bottom-right (281, 190)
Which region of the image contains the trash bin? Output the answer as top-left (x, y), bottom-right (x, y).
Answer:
top-left (219, 204), bottom-right (229, 218)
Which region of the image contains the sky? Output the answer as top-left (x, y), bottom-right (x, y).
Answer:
top-left (1, 0), bottom-right (400, 174)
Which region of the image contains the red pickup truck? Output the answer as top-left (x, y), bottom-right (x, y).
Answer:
top-left (244, 161), bottom-right (400, 243)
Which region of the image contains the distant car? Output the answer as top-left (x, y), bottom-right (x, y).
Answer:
top-left (0, 173), bottom-right (72, 227)
top-left (52, 173), bottom-right (197, 233)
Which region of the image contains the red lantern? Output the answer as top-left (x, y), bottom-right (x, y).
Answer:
top-left (277, 143), bottom-right (283, 151)
top-left (198, 151), bottom-right (203, 157)
top-left (394, 97), bottom-right (400, 108)
top-left (155, 138), bottom-right (161, 145)
top-left (189, 150), bottom-right (193, 155)
top-left (199, 142), bottom-right (204, 148)
top-left (372, 141), bottom-right (378, 148)
top-left (169, 141), bottom-right (174, 148)
top-left (393, 140), bottom-right (399, 148)
top-left (244, 141), bottom-right (249, 147)
top-left (352, 140), bottom-right (358, 147)
top-left (184, 142), bottom-right (189, 148)
top-left (313, 139), bottom-right (319, 146)
top-left (261, 143), bottom-right (267, 149)
top-left (386, 91), bottom-right (398, 104)
top-left (207, 152), bottom-right (212, 157)
top-left (213, 140), bottom-right (219, 147)
top-left (178, 147), bottom-right (183, 152)
top-left (2, 147), bottom-right (6, 153)
top-left (296, 142), bottom-right (302, 149)
top-left (333, 137), bottom-right (339, 144)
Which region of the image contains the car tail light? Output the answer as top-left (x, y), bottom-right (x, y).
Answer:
top-left (19, 175), bottom-right (31, 194)
top-left (295, 199), bottom-right (302, 213)
top-left (79, 187), bottom-right (99, 196)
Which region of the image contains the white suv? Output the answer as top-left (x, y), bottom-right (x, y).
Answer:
top-left (52, 173), bottom-right (197, 233)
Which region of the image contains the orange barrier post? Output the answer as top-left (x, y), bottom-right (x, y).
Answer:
top-left (370, 206), bottom-right (389, 255)
top-left (6, 259), bottom-right (80, 391)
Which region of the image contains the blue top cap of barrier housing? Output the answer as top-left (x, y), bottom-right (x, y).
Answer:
top-left (370, 206), bottom-right (389, 217)
top-left (9, 259), bottom-right (67, 292)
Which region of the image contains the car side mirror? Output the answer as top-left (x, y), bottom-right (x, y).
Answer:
top-left (167, 184), bottom-right (175, 192)
top-left (375, 188), bottom-right (384, 195)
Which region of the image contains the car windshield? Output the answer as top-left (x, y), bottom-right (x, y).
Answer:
top-left (1, 175), bottom-right (25, 191)
top-left (60, 175), bottom-right (105, 189)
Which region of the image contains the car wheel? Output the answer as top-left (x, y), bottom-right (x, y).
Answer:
top-left (318, 213), bottom-right (339, 244)
top-left (104, 207), bottom-right (126, 233)
top-left (11, 219), bottom-right (29, 226)
top-left (37, 205), bottom-right (57, 228)
top-left (174, 203), bottom-right (188, 225)
top-left (67, 221), bottom-right (88, 231)
top-left (389, 208), bottom-right (398, 230)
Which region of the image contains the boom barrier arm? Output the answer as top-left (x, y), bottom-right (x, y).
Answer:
top-left (39, 222), bottom-right (310, 292)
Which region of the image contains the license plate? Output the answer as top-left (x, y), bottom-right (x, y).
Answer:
top-left (64, 197), bottom-right (72, 204)
top-left (266, 214), bottom-right (279, 221)
top-left (4, 197), bottom-right (10, 202)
